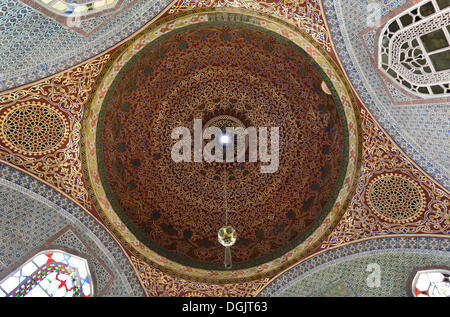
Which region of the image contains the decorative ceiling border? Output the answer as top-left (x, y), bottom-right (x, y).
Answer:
top-left (130, 255), bottom-right (271, 296)
top-left (163, 0), bottom-right (332, 52)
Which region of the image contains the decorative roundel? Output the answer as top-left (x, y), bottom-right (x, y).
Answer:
top-left (366, 174), bottom-right (426, 223)
top-left (0, 101), bottom-right (68, 156)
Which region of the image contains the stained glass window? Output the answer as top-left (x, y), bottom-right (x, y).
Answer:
top-left (378, 0), bottom-right (450, 97)
top-left (411, 268), bottom-right (450, 297)
top-left (0, 250), bottom-right (93, 297)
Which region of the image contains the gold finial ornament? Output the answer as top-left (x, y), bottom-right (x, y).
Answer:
top-left (218, 226), bottom-right (237, 247)
top-left (218, 225), bottom-right (237, 269)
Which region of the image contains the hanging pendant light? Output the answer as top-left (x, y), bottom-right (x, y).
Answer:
top-left (218, 225), bottom-right (237, 269)
top-left (218, 172), bottom-right (236, 269)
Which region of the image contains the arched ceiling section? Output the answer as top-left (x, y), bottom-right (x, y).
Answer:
top-left (0, 0), bottom-right (172, 91)
top-left (0, 163), bottom-right (145, 296)
top-left (323, 0), bottom-right (450, 188)
top-left (258, 236), bottom-right (450, 297)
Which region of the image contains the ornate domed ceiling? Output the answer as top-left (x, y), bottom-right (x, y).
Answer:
top-left (99, 17), bottom-right (345, 269)
top-left (82, 8), bottom-right (361, 282)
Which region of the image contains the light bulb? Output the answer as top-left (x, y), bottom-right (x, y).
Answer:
top-left (220, 134), bottom-right (230, 144)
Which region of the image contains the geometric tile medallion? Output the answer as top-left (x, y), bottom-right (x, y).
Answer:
top-left (0, 101), bottom-right (69, 156)
top-left (366, 173), bottom-right (426, 223)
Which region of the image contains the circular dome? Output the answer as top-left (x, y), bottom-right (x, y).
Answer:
top-left (82, 9), bottom-right (361, 282)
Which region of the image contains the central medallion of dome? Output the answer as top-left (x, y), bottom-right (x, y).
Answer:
top-left (203, 113), bottom-right (249, 161)
top-left (204, 115), bottom-right (246, 131)
top-left (83, 9), bottom-right (361, 282)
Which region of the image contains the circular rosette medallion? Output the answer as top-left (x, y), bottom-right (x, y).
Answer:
top-left (82, 9), bottom-right (361, 283)
top-left (367, 174), bottom-right (425, 223)
top-left (1, 101), bottom-right (68, 156)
